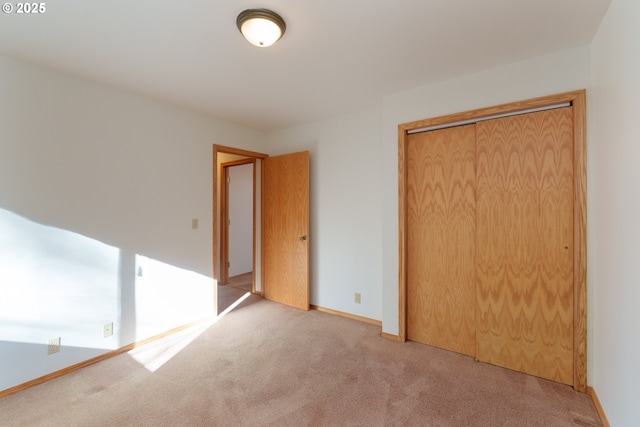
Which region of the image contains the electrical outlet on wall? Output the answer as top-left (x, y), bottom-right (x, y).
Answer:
top-left (355, 292), bottom-right (361, 304)
top-left (48, 337), bottom-right (61, 355)
top-left (103, 322), bottom-right (113, 338)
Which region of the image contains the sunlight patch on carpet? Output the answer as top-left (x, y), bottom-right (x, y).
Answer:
top-left (128, 292), bottom-right (251, 372)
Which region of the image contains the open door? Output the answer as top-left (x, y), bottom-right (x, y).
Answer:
top-left (263, 151), bottom-right (310, 310)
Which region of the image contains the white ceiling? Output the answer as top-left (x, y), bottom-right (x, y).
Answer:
top-left (0, 0), bottom-right (611, 131)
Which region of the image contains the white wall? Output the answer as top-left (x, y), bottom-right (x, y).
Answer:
top-left (267, 108), bottom-right (384, 321)
top-left (0, 54), bottom-right (265, 391)
top-left (228, 163), bottom-right (253, 276)
top-left (590, 0), bottom-right (640, 425)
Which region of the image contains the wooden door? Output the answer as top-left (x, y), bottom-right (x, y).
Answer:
top-left (263, 151), bottom-right (310, 310)
top-left (475, 107), bottom-right (574, 385)
top-left (407, 124), bottom-right (476, 356)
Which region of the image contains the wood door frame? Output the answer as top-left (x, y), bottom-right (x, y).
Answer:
top-left (213, 145), bottom-right (268, 312)
top-left (397, 90), bottom-right (587, 392)
top-left (220, 158), bottom-right (256, 286)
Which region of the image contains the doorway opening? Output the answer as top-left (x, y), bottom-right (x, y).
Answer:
top-left (220, 159), bottom-right (254, 285)
top-left (213, 145), bottom-right (268, 315)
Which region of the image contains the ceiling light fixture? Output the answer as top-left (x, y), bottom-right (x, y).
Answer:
top-left (236, 9), bottom-right (286, 47)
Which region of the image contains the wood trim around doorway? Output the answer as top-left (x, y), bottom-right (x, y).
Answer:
top-left (213, 145), bottom-right (268, 309)
top-left (397, 90), bottom-right (587, 392)
top-left (220, 158), bottom-right (256, 286)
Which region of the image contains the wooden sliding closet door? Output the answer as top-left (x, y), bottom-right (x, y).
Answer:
top-left (475, 107), bottom-right (574, 385)
top-left (407, 124), bottom-right (476, 356)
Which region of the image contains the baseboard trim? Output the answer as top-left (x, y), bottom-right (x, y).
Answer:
top-left (0, 315), bottom-right (215, 400)
top-left (310, 305), bottom-right (382, 327)
top-left (586, 386), bottom-right (610, 427)
top-left (228, 272), bottom-right (252, 281)
top-left (380, 332), bottom-right (401, 341)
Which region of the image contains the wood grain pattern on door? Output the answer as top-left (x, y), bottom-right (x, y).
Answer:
top-left (475, 107), bottom-right (574, 385)
top-left (263, 151), bottom-right (310, 310)
top-left (407, 124), bottom-right (476, 356)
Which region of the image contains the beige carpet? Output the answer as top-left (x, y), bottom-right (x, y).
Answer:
top-left (1, 295), bottom-right (601, 426)
top-left (218, 272), bottom-right (253, 313)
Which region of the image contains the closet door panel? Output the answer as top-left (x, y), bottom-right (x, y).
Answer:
top-left (475, 107), bottom-right (574, 384)
top-left (407, 124), bottom-right (476, 356)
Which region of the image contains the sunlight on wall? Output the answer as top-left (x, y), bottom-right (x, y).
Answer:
top-left (0, 208), bottom-right (119, 350)
top-left (134, 255), bottom-right (214, 341)
top-left (0, 207), bottom-right (215, 390)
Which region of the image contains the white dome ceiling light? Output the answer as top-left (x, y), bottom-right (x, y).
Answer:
top-left (236, 9), bottom-right (286, 47)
